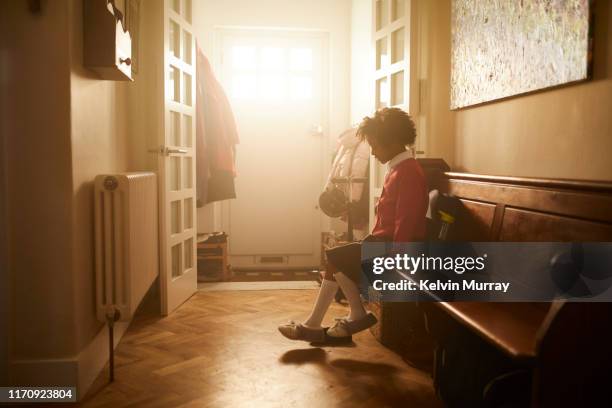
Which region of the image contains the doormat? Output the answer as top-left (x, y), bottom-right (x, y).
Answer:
top-left (230, 269), bottom-right (320, 282)
top-left (198, 281), bottom-right (320, 291)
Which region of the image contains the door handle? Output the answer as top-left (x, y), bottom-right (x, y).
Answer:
top-left (310, 124), bottom-right (323, 136)
top-left (165, 147), bottom-right (188, 155)
top-left (147, 147), bottom-right (189, 155)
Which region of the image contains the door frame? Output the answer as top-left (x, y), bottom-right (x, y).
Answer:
top-left (213, 27), bottom-right (331, 269)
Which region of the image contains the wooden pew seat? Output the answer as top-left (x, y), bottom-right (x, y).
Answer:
top-left (433, 301), bottom-right (549, 361)
top-left (419, 171), bottom-right (612, 406)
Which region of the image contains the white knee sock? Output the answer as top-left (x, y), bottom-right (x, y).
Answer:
top-left (303, 279), bottom-right (338, 328)
top-left (334, 272), bottom-right (367, 321)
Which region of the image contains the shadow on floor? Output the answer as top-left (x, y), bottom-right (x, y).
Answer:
top-left (279, 347), bottom-right (439, 407)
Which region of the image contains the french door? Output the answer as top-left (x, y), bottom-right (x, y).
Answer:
top-left (159, 0), bottom-right (197, 314)
top-left (370, 0), bottom-right (421, 230)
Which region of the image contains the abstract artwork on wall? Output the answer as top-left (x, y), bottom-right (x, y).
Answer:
top-left (450, 0), bottom-right (591, 109)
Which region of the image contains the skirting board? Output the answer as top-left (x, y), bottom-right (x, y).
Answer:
top-left (9, 321), bottom-right (130, 401)
top-left (9, 357), bottom-right (79, 388)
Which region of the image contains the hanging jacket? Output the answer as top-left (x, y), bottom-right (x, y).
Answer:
top-left (195, 44), bottom-right (240, 206)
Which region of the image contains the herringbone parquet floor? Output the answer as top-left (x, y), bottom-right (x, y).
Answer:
top-left (81, 289), bottom-right (441, 408)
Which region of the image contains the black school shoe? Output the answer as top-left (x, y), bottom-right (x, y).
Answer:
top-left (316, 328), bottom-right (352, 345)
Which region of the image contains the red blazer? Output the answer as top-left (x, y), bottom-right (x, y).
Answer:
top-left (371, 158), bottom-right (428, 242)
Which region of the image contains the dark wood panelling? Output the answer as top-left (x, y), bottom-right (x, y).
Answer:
top-left (444, 179), bottom-right (612, 224)
top-left (490, 203), bottom-right (506, 240)
top-left (499, 207), bottom-right (612, 242)
top-left (454, 199), bottom-right (496, 241)
top-left (444, 172), bottom-right (612, 193)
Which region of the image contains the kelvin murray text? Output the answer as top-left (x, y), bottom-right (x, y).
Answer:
top-left (372, 279), bottom-right (511, 293)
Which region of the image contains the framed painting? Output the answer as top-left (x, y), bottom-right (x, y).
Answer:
top-left (450, 0), bottom-right (592, 109)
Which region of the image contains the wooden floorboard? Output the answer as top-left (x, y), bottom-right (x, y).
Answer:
top-left (80, 289), bottom-right (441, 408)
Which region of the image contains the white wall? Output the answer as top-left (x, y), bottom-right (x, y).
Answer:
top-left (126, 0), bottom-right (164, 173)
top-left (68, 0), bottom-right (136, 394)
top-left (2, 0), bottom-right (76, 365)
top-left (420, 0), bottom-right (612, 180)
top-left (69, 0), bottom-right (131, 355)
top-left (0, 0), bottom-right (144, 396)
top-left (350, 0), bottom-right (374, 124)
top-left (335, 0), bottom-right (374, 237)
top-left (192, 0), bottom-right (352, 233)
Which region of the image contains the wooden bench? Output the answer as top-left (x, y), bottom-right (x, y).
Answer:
top-left (421, 172), bottom-right (612, 406)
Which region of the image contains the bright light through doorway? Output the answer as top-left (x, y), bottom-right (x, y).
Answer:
top-left (261, 47), bottom-right (284, 71)
top-left (289, 48), bottom-right (312, 71)
top-left (232, 46), bottom-right (256, 70)
top-left (290, 76), bottom-right (312, 99)
top-left (230, 45), bottom-right (313, 100)
top-left (232, 74), bottom-right (256, 99)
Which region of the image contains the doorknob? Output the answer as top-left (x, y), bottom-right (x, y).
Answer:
top-left (310, 124), bottom-right (323, 136)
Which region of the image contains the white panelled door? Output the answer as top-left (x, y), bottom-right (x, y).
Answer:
top-left (217, 30), bottom-right (328, 269)
top-left (160, 0), bottom-right (197, 314)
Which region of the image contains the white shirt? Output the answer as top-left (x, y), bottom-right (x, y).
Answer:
top-left (387, 149), bottom-right (414, 172)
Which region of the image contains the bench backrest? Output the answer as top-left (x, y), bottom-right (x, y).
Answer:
top-left (438, 172), bottom-right (612, 242)
top-left (434, 171), bottom-right (612, 405)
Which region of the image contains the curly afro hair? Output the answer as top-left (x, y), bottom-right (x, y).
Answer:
top-left (356, 107), bottom-right (416, 147)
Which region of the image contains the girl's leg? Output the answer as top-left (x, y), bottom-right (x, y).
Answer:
top-left (326, 268), bottom-right (376, 338)
top-left (303, 265), bottom-right (338, 328)
top-left (333, 271), bottom-right (366, 321)
top-left (322, 242), bottom-right (367, 322)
